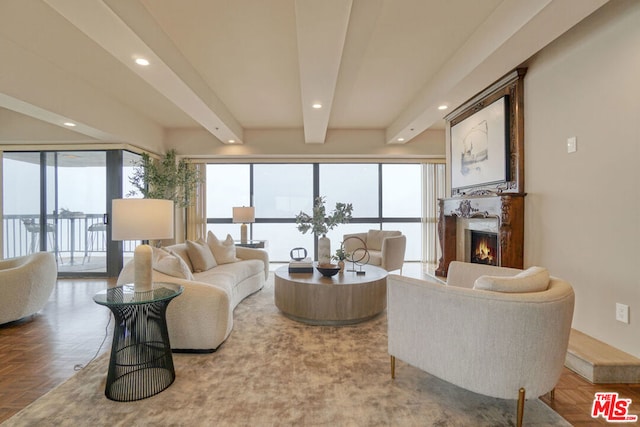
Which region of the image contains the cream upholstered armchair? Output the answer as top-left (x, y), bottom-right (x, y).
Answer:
top-left (387, 261), bottom-right (575, 427)
top-left (342, 230), bottom-right (406, 272)
top-left (0, 252), bottom-right (57, 325)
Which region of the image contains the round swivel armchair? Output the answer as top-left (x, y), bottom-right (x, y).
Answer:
top-left (0, 252), bottom-right (57, 324)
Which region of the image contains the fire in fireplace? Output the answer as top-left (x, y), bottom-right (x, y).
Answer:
top-left (470, 231), bottom-right (498, 266)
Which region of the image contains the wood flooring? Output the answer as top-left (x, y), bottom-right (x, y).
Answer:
top-left (1, 278), bottom-right (639, 425)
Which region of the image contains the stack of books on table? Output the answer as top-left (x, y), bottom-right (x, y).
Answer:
top-left (289, 257), bottom-right (313, 273)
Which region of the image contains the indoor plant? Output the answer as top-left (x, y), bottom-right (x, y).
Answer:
top-left (295, 197), bottom-right (353, 264)
top-left (331, 246), bottom-right (350, 273)
top-left (127, 149), bottom-right (201, 208)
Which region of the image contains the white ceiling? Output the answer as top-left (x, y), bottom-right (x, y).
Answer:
top-left (0, 0), bottom-right (608, 149)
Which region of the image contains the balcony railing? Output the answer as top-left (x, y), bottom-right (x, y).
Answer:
top-left (3, 213), bottom-right (137, 262)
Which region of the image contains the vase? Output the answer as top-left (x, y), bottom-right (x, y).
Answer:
top-left (318, 235), bottom-right (331, 265)
top-left (338, 259), bottom-right (345, 273)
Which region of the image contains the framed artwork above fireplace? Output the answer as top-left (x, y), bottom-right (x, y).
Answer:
top-left (446, 68), bottom-right (526, 196)
top-left (450, 96), bottom-right (509, 191)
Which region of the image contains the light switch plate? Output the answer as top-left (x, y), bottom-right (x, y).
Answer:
top-left (616, 303), bottom-right (629, 324)
top-left (567, 136), bottom-right (577, 153)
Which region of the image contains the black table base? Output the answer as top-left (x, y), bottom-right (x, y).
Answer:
top-left (104, 294), bottom-right (176, 401)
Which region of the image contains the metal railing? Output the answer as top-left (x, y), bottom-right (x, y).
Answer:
top-left (3, 213), bottom-right (137, 261)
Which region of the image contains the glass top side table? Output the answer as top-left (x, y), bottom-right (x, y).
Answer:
top-left (93, 282), bottom-right (183, 401)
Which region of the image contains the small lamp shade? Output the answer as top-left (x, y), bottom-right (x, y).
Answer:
top-left (112, 198), bottom-right (174, 293)
top-left (112, 199), bottom-right (174, 241)
top-left (232, 206), bottom-right (255, 224)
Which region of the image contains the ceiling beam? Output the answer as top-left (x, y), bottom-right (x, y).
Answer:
top-left (386, 0), bottom-right (609, 145)
top-left (44, 0), bottom-right (243, 144)
top-left (0, 36), bottom-right (163, 150)
top-left (295, 0), bottom-right (352, 144)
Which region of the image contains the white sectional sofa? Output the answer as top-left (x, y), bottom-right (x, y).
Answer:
top-left (116, 232), bottom-right (269, 352)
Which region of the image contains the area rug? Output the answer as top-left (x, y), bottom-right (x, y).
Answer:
top-left (4, 277), bottom-right (570, 426)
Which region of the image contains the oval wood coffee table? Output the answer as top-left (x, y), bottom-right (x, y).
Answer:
top-left (274, 264), bottom-right (388, 325)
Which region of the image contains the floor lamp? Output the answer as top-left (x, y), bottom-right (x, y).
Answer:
top-left (112, 199), bottom-right (174, 293)
top-left (232, 206), bottom-right (255, 244)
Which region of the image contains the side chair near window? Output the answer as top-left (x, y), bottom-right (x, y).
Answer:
top-left (387, 261), bottom-right (575, 427)
top-left (0, 252), bottom-right (57, 325)
top-left (342, 230), bottom-right (406, 273)
top-left (22, 218), bottom-right (57, 254)
top-left (84, 222), bottom-right (107, 263)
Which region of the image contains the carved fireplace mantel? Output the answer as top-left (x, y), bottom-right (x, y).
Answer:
top-left (435, 194), bottom-right (525, 277)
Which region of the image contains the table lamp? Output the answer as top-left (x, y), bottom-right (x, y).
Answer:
top-left (112, 199), bottom-right (174, 293)
top-left (232, 206), bottom-right (255, 243)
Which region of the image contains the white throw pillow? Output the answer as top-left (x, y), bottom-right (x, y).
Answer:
top-left (207, 231), bottom-right (239, 264)
top-left (152, 247), bottom-right (194, 280)
top-left (186, 238), bottom-right (218, 272)
top-left (473, 266), bottom-right (550, 293)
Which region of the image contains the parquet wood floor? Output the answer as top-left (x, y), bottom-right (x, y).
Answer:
top-left (1, 278), bottom-right (639, 425)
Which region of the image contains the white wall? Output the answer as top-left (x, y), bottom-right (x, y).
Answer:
top-left (524, 0), bottom-right (640, 357)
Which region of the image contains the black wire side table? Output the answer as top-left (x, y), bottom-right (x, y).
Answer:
top-left (93, 282), bottom-right (183, 402)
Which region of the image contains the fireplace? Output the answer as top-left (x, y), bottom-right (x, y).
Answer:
top-left (436, 194), bottom-right (525, 276)
top-left (466, 230), bottom-right (498, 266)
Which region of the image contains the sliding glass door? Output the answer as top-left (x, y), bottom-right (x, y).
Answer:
top-left (48, 151), bottom-right (108, 273)
top-left (2, 150), bottom-right (137, 277)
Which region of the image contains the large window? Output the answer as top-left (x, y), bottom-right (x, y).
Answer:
top-left (206, 163), bottom-right (441, 263)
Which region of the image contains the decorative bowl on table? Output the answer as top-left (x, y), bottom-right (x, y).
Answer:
top-left (316, 263), bottom-right (341, 277)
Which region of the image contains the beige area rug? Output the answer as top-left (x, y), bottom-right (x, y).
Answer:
top-left (4, 276), bottom-right (570, 427)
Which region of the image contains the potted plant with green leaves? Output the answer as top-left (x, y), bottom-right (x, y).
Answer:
top-left (127, 149), bottom-right (201, 209)
top-left (331, 246), bottom-right (350, 273)
top-left (295, 196), bottom-right (353, 265)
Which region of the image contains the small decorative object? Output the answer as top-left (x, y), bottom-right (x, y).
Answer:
top-left (332, 246), bottom-right (350, 274)
top-left (290, 247), bottom-right (308, 261)
top-left (342, 236), bottom-right (369, 275)
top-left (295, 196), bottom-right (353, 265)
top-left (317, 236), bottom-right (331, 265)
top-left (315, 263), bottom-right (341, 277)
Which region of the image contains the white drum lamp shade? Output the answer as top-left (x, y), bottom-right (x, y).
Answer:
top-left (112, 199), bottom-right (174, 293)
top-left (232, 206), bottom-right (255, 243)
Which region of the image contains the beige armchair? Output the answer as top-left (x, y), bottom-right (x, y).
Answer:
top-left (342, 230), bottom-right (406, 272)
top-left (0, 252), bottom-right (57, 325)
top-left (387, 261), bottom-right (574, 427)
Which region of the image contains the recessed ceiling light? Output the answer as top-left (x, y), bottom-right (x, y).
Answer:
top-left (63, 122), bottom-right (76, 127)
top-left (438, 105), bottom-right (448, 110)
top-left (397, 137), bottom-right (405, 142)
top-left (228, 139), bottom-right (236, 144)
top-left (312, 103), bottom-right (322, 109)
top-left (135, 58), bottom-right (150, 66)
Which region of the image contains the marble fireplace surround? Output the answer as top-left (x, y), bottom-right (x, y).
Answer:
top-left (435, 193), bottom-right (525, 277)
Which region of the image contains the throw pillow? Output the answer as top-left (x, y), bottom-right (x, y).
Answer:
top-left (207, 231), bottom-right (239, 264)
top-left (186, 238), bottom-right (218, 272)
top-left (473, 266), bottom-right (550, 293)
top-left (152, 247), bottom-right (194, 280)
